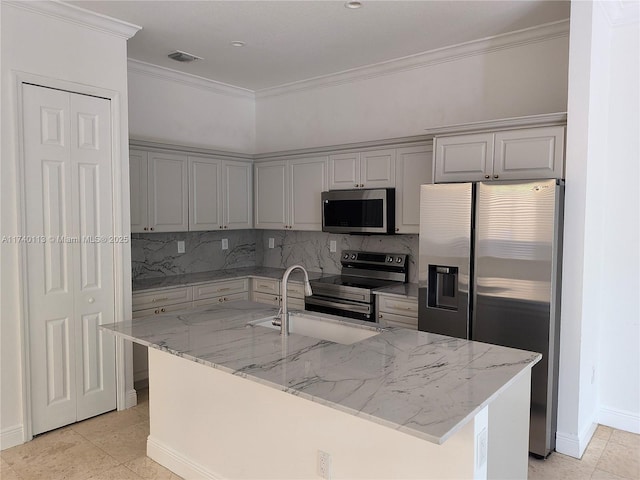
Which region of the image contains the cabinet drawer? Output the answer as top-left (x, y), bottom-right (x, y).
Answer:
top-left (378, 295), bottom-right (418, 317)
top-left (251, 277), bottom-right (280, 295)
top-left (252, 291), bottom-right (281, 306)
top-left (133, 287), bottom-right (193, 311)
top-left (286, 297), bottom-right (305, 310)
top-left (193, 278), bottom-right (248, 300)
top-left (378, 311), bottom-right (418, 329)
top-left (133, 300), bottom-right (193, 318)
top-left (285, 281), bottom-right (306, 299)
top-left (193, 291), bottom-right (249, 308)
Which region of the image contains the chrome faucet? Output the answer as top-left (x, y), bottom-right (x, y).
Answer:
top-left (276, 265), bottom-right (313, 336)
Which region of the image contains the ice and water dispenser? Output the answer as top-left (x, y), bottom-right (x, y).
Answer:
top-left (427, 265), bottom-right (458, 311)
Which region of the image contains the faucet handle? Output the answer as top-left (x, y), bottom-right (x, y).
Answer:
top-left (272, 307), bottom-right (283, 327)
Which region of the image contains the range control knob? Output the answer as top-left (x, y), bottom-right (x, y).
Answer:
top-left (343, 253), bottom-right (349, 260)
top-left (351, 254), bottom-right (357, 260)
top-left (396, 257), bottom-right (403, 263)
top-left (386, 256), bottom-right (394, 263)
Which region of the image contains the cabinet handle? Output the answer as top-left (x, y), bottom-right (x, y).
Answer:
top-left (218, 298), bottom-right (224, 302)
top-left (87, 297), bottom-right (95, 304)
top-left (219, 226), bottom-right (223, 229)
top-left (160, 308), bottom-right (166, 312)
top-left (224, 225), bottom-right (228, 229)
top-left (154, 309), bottom-right (159, 314)
top-left (493, 174), bottom-right (499, 179)
top-left (152, 297), bottom-right (169, 302)
top-left (150, 227), bottom-right (154, 231)
top-left (379, 314), bottom-right (383, 318)
top-left (223, 297), bottom-right (228, 301)
top-left (143, 227), bottom-right (148, 231)
top-left (218, 287), bottom-right (230, 292)
top-left (395, 228), bottom-right (399, 232)
top-left (484, 175), bottom-right (490, 179)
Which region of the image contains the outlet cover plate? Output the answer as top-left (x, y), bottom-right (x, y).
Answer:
top-left (177, 241), bottom-right (185, 254)
top-left (221, 238), bottom-right (229, 250)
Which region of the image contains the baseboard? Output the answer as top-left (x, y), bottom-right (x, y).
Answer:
top-left (147, 435), bottom-right (224, 480)
top-left (1, 424), bottom-right (24, 450)
top-left (125, 388), bottom-right (138, 409)
top-left (599, 406), bottom-right (640, 434)
top-left (555, 421), bottom-right (598, 459)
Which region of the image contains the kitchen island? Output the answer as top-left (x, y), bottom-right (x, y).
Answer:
top-left (102, 301), bottom-right (540, 479)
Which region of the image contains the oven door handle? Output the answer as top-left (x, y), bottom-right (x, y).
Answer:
top-left (305, 296), bottom-right (371, 314)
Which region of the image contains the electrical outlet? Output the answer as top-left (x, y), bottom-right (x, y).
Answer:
top-left (221, 238), bottom-right (228, 250)
top-left (268, 237), bottom-right (275, 249)
top-left (329, 240), bottom-right (336, 253)
top-left (317, 450), bottom-right (332, 480)
top-left (177, 241), bottom-right (185, 254)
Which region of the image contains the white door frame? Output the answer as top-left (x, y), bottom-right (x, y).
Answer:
top-left (13, 71), bottom-right (131, 442)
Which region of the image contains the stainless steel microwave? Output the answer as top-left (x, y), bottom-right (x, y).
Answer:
top-left (321, 188), bottom-right (395, 234)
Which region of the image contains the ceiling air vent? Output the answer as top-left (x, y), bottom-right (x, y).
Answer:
top-left (168, 50), bottom-right (203, 63)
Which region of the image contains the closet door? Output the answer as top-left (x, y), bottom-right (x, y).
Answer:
top-left (23, 84), bottom-right (116, 435)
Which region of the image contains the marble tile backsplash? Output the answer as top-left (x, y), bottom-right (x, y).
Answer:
top-left (256, 230), bottom-right (419, 283)
top-left (132, 230), bottom-right (419, 283)
top-left (131, 230), bottom-right (256, 280)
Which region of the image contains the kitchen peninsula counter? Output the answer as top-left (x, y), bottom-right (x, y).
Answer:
top-left (104, 301), bottom-right (539, 479)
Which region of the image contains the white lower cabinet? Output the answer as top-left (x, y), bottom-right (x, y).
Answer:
top-left (251, 277), bottom-right (306, 309)
top-left (377, 294), bottom-right (418, 329)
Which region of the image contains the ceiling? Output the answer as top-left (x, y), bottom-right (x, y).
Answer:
top-left (69, 1), bottom-right (570, 91)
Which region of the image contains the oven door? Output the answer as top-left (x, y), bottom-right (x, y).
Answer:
top-left (305, 296), bottom-right (375, 322)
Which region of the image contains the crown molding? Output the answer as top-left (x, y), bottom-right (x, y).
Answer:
top-left (129, 137), bottom-right (254, 161)
top-left (128, 59), bottom-right (255, 100)
top-left (256, 19), bottom-right (570, 99)
top-left (5, 0), bottom-right (141, 39)
top-left (424, 112), bottom-right (567, 137)
top-left (599, 0), bottom-right (640, 26)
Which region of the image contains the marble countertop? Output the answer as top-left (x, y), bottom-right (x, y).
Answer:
top-left (132, 267), bottom-right (326, 292)
top-left (373, 282), bottom-right (419, 299)
top-left (103, 301), bottom-right (540, 445)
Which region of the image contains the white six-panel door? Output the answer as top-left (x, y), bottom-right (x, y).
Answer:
top-left (23, 84), bottom-right (116, 435)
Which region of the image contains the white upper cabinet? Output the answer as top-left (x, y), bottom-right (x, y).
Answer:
top-left (130, 149), bottom-right (149, 233)
top-left (189, 156), bottom-right (222, 231)
top-left (329, 148), bottom-right (396, 190)
top-left (222, 160), bottom-right (253, 230)
top-left (395, 145), bottom-right (433, 234)
top-left (131, 150), bottom-right (189, 233)
top-left (189, 157), bottom-right (252, 231)
top-left (255, 156), bottom-right (328, 231)
top-left (148, 152), bottom-right (189, 232)
top-left (434, 126), bottom-right (565, 183)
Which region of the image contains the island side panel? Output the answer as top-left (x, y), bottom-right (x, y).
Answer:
top-left (146, 348), bottom-right (485, 480)
top-left (487, 368), bottom-right (532, 479)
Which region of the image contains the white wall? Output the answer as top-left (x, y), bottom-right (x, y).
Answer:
top-left (597, 17), bottom-right (640, 432)
top-left (255, 34), bottom-right (569, 153)
top-left (1, 2), bottom-right (135, 448)
top-left (557, 1), bottom-right (640, 458)
top-left (127, 62), bottom-right (255, 153)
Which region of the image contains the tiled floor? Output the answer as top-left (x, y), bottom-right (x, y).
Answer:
top-left (2, 390), bottom-right (638, 479)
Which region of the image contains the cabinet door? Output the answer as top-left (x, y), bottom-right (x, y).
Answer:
top-left (254, 161), bottom-right (288, 229)
top-left (223, 161), bottom-right (253, 230)
top-left (129, 150), bottom-right (148, 233)
top-left (395, 146), bottom-right (433, 233)
top-left (289, 156), bottom-right (328, 231)
top-left (188, 156), bottom-right (222, 231)
top-left (360, 149), bottom-right (396, 188)
top-left (493, 126), bottom-right (565, 180)
top-left (329, 152), bottom-right (360, 190)
top-left (148, 152), bottom-right (188, 232)
top-left (434, 133), bottom-right (494, 183)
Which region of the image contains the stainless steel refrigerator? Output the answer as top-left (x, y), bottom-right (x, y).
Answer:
top-left (418, 179), bottom-right (563, 458)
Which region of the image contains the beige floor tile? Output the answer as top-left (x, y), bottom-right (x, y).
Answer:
top-left (72, 406), bottom-right (147, 440)
top-left (596, 441), bottom-right (640, 479)
top-left (2, 429), bottom-right (119, 480)
top-left (582, 437), bottom-right (609, 466)
top-left (88, 421), bottom-right (150, 464)
top-left (124, 456), bottom-right (183, 480)
top-left (595, 425), bottom-right (615, 442)
top-left (1, 456), bottom-right (22, 480)
top-left (85, 464), bottom-right (144, 480)
top-left (609, 429), bottom-right (640, 450)
top-left (591, 468), bottom-right (630, 479)
top-left (529, 451), bottom-right (596, 480)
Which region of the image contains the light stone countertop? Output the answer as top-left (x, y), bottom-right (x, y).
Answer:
top-left (132, 267), bottom-right (326, 292)
top-left (102, 300), bottom-right (540, 445)
top-left (373, 282), bottom-right (419, 299)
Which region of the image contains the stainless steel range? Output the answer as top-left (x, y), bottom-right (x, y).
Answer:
top-left (305, 251), bottom-right (409, 322)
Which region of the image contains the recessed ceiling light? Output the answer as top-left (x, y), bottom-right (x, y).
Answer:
top-left (230, 41), bottom-right (246, 47)
top-left (344, 1), bottom-right (363, 9)
top-left (167, 50), bottom-right (203, 63)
